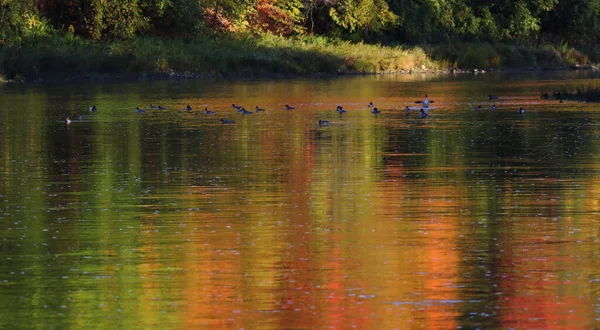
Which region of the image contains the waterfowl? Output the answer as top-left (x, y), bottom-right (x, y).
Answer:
top-left (371, 107), bottom-right (381, 114)
top-left (368, 102), bottom-right (374, 108)
top-left (232, 104), bottom-right (243, 110)
top-left (65, 117), bottom-right (72, 124)
top-left (319, 119), bottom-right (330, 126)
top-left (150, 104), bottom-right (165, 110)
top-left (136, 107), bottom-right (146, 113)
top-left (285, 104), bottom-right (295, 110)
top-left (519, 107), bottom-right (525, 114)
top-left (185, 105), bottom-right (192, 111)
top-left (204, 108), bottom-right (215, 115)
top-left (255, 106), bottom-right (265, 112)
top-left (336, 106), bottom-right (347, 113)
top-left (405, 106), bottom-right (411, 112)
top-left (491, 104), bottom-right (497, 110)
top-left (220, 119), bottom-right (235, 124)
top-left (475, 105), bottom-right (482, 111)
top-left (419, 109), bottom-right (428, 119)
top-left (241, 108), bottom-right (253, 115)
top-left (416, 94), bottom-right (433, 108)
top-left (488, 95), bottom-right (499, 100)
top-left (89, 105), bottom-right (97, 112)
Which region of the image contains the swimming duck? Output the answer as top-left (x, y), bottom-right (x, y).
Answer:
top-left (285, 104), bottom-right (295, 110)
top-left (519, 107), bottom-right (525, 114)
top-left (475, 105), bottom-right (482, 111)
top-left (371, 107), bottom-right (381, 114)
top-left (336, 106), bottom-right (347, 113)
top-left (319, 119), bottom-right (330, 126)
top-left (185, 105), bottom-right (192, 111)
top-left (150, 104), bottom-right (166, 110)
top-left (232, 104), bottom-right (243, 111)
top-left (491, 104), bottom-right (497, 110)
top-left (419, 109), bottom-right (428, 119)
top-left (405, 106), bottom-right (411, 111)
top-left (220, 119), bottom-right (235, 124)
top-left (89, 105), bottom-right (97, 112)
top-left (204, 108), bottom-right (215, 115)
top-left (255, 106), bottom-right (265, 112)
top-left (65, 117), bottom-right (72, 124)
top-left (241, 108), bottom-right (253, 115)
top-left (136, 107), bottom-right (146, 113)
top-left (368, 102), bottom-right (374, 108)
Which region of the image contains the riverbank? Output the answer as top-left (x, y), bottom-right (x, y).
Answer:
top-left (1, 34), bottom-right (598, 83)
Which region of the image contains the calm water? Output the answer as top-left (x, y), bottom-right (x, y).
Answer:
top-left (1, 72), bottom-right (600, 329)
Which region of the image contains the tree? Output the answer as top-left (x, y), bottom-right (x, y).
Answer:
top-left (328, 0), bottom-right (398, 39)
top-left (0, 0), bottom-right (51, 43)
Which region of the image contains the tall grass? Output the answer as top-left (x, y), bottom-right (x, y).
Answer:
top-left (1, 33), bottom-right (599, 82)
top-left (425, 40), bottom-right (598, 69)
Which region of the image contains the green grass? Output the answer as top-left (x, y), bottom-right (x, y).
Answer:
top-left (425, 40), bottom-right (598, 70)
top-left (1, 33), bottom-right (599, 82)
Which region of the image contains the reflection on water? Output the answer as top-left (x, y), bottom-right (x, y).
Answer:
top-left (1, 72), bottom-right (600, 329)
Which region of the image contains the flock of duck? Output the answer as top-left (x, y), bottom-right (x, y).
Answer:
top-left (65, 94), bottom-right (527, 125)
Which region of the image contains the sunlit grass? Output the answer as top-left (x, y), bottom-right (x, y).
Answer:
top-left (0, 33), bottom-right (599, 82)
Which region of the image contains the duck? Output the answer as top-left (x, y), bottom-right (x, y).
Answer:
top-left (405, 106), bottom-right (411, 112)
top-left (416, 94), bottom-right (433, 108)
top-left (241, 108), bottom-right (253, 115)
top-left (488, 95), bottom-right (499, 101)
top-left (204, 108), bottom-right (215, 115)
top-left (491, 104), bottom-right (497, 110)
top-left (255, 106), bottom-right (265, 112)
top-left (319, 119), bottom-right (330, 126)
top-left (368, 102), bottom-right (374, 108)
top-left (150, 104), bottom-right (166, 110)
top-left (185, 105), bottom-right (192, 111)
top-left (65, 117), bottom-right (72, 124)
top-left (232, 104), bottom-right (243, 111)
top-left (285, 104), bottom-right (295, 110)
top-left (220, 119), bottom-right (235, 124)
top-left (89, 105), bottom-right (97, 112)
top-left (336, 106), bottom-right (347, 113)
top-left (371, 107), bottom-right (381, 114)
top-left (475, 105), bottom-right (482, 111)
top-left (519, 107), bottom-right (525, 114)
top-left (419, 109), bottom-right (428, 119)
top-left (136, 107), bottom-right (146, 113)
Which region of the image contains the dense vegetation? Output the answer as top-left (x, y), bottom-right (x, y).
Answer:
top-left (1, 0), bottom-right (600, 81)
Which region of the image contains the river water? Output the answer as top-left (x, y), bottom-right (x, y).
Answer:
top-left (1, 72), bottom-right (599, 329)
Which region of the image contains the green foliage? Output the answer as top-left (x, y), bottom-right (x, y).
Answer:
top-left (0, 0), bottom-right (53, 44)
top-left (85, 0), bottom-right (149, 40)
top-left (328, 0), bottom-right (398, 39)
top-left (142, 0), bottom-right (208, 38)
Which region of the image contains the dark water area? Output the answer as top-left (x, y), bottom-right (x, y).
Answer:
top-left (1, 72), bottom-right (599, 329)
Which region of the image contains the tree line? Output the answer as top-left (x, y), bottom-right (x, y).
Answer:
top-left (1, 0), bottom-right (599, 45)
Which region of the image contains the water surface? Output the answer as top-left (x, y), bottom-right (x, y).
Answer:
top-left (1, 72), bottom-right (600, 329)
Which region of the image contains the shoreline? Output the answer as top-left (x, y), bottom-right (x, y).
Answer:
top-left (1, 35), bottom-right (599, 85)
top-left (3, 65), bottom-right (597, 85)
